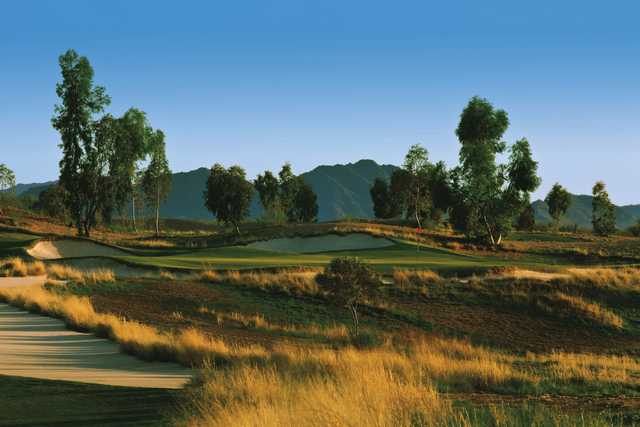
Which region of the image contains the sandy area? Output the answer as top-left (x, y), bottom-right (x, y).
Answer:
top-left (247, 233), bottom-right (394, 253)
top-left (0, 276), bottom-right (192, 389)
top-left (27, 239), bottom-right (127, 260)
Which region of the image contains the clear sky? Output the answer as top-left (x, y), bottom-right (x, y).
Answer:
top-left (1, 1), bottom-right (639, 203)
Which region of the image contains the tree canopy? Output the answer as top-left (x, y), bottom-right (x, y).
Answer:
top-left (545, 183), bottom-right (571, 228)
top-left (204, 164), bottom-right (253, 234)
top-left (592, 181), bottom-right (616, 236)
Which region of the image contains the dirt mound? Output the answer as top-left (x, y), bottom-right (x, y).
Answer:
top-left (246, 233), bottom-right (394, 253)
top-left (27, 239), bottom-right (127, 260)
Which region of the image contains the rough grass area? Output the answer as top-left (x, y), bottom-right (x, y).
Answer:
top-left (0, 375), bottom-right (178, 427)
top-left (0, 257), bottom-right (46, 276)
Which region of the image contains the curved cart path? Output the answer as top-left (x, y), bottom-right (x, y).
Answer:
top-left (0, 277), bottom-right (192, 389)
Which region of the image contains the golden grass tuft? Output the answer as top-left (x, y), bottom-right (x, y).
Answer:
top-left (545, 292), bottom-right (624, 329)
top-left (198, 268), bottom-right (321, 295)
top-left (46, 264), bottom-right (115, 284)
top-left (393, 268), bottom-right (441, 288)
top-left (0, 257), bottom-right (47, 277)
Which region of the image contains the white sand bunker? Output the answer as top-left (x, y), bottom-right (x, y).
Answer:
top-left (247, 233), bottom-right (394, 253)
top-left (27, 239), bottom-right (127, 260)
top-left (0, 303), bottom-right (191, 388)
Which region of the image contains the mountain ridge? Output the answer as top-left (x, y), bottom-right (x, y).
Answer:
top-left (13, 160), bottom-right (640, 228)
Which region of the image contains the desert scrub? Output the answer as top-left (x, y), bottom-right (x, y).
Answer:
top-left (0, 257), bottom-right (46, 277)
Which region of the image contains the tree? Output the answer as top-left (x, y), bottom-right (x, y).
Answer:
top-left (452, 97), bottom-right (540, 246)
top-left (254, 170), bottom-right (280, 216)
top-left (428, 161), bottom-right (452, 224)
top-left (52, 49), bottom-right (110, 236)
top-left (516, 201), bottom-right (536, 231)
top-left (592, 181), bottom-right (616, 236)
top-left (34, 185), bottom-right (68, 219)
top-left (545, 183), bottom-right (571, 229)
top-left (203, 164), bottom-right (253, 234)
top-left (389, 168), bottom-right (412, 218)
top-left (370, 177), bottom-right (392, 219)
top-left (141, 130), bottom-right (171, 236)
top-left (0, 164), bottom-right (15, 192)
top-left (403, 144), bottom-right (431, 228)
top-left (290, 179), bottom-right (318, 223)
top-left (0, 164), bottom-right (16, 213)
top-left (316, 257), bottom-right (382, 336)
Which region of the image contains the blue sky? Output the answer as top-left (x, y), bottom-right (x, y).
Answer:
top-left (1, 1), bottom-right (639, 203)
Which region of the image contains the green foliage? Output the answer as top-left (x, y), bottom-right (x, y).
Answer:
top-left (290, 179), bottom-right (318, 223)
top-left (254, 163), bottom-right (319, 224)
top-left (141, 130), bottom-right (172, 236)
top-left (204, 164), bottom-right (253, 233)
top-left (34, 185), bottom-right (68, 219)
top-left (369, 177), bottom-right (393, 219)
top-left (0, 164), bottom-right (16, 192)
top-left (592, 181), bottom-right (616, 236)
top-left (51, 49), bottom-right (110, 235)
top-left (254, 171), bottom-right (280, 214)
top-left (451, 97), bottom-right (540, 246)
top-left (51, 49), bottom-right (155, 235)
top-left (402, 144), bottom-right (432, 227)
top-left (628, 220), bottom-right (640, 237)
top-left (545, 183), bottom-right (571, 228)
top-left (516, 202), bottom-right (536, 231)
top-left (317, 257), bottom-right (382, 335)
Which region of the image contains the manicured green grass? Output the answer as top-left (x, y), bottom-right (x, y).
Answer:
top-left (117, 240), bottom-right (562, 274)
top-left (0, 375), bottom-right (179, 426)
top-left (0, 231), bottom-right (40, 257)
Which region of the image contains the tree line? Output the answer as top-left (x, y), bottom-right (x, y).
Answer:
top-left (203, 162), bottom-right (319, 234)
top-left (370, 96), bottom-right (619, 243)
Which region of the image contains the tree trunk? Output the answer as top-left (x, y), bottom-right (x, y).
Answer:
top-left (155, 184), bottom-right (160, 237)
top-left (235, 223), bottom-right (240, 235)
top-left (350, 304), bottom-right (359, 336)
top-left (131, 193), bottom-right (137, 232)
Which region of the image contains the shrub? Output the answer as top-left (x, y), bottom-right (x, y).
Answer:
top-left (317, 257), bottom-right (382, 336)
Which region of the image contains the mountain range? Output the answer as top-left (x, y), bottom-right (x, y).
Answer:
top-left (14, 160), bottom-right (640, 229)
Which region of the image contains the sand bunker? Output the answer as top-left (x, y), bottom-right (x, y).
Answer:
top-left (0, 302), bottom-right (191, 389)
top-left (247, 233), bottom-right (394, 253)
top-left (27, 239), bottom-right (127, 260)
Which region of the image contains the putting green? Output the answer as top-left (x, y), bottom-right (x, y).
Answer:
top-left (117, 240), bottom-right (541, 273)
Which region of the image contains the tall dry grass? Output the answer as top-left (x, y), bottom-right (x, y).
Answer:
top-left (198, 268), bottom-right (321, 295)
top-left (0, 285), bottom-right (633, 426)
top-left (393, 268), bottom-right (442, 288)
top-left (0, 257), bottom-right (46, 277)
top-left (46, 264), bottom-right (115, 284)
top-left (543, 292), bottom-right (624, 329)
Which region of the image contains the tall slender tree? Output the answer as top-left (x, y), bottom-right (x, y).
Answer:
top-left (592, 181), bottom-right (616, 236)
top-left (52, 49), bottom-right (110, 236)
top-left (141, 130), bottom-right (172, 236)
top-left (403, 144), bottom-right (431, 228)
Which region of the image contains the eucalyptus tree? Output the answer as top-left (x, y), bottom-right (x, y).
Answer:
top-left (545, 183), bottom-right (571, 229)
top-left (451, 97), bottom-right (540, 246)
top-left (592, 181), bottom-right (616, 236)
top-left (403, 144), bottom-right (431, 228)
top-left (142, 130), bottom-right (172, 236)
top-left (52, 49), bottom-right (110, 236)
